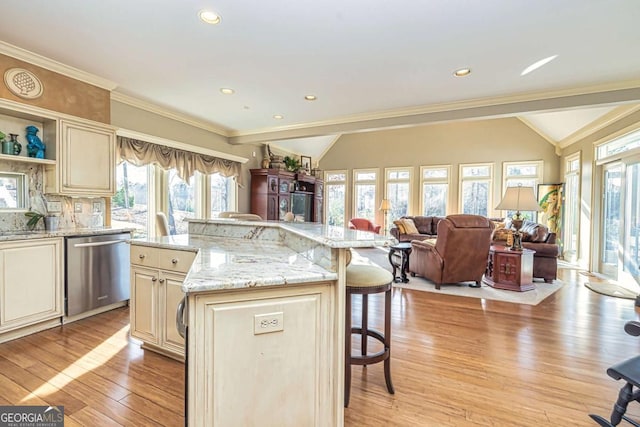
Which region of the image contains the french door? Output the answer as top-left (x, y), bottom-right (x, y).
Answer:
top-left (600, 158), bottom-right (640, 285)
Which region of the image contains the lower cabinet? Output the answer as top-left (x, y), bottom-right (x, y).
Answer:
top-left (0, 238), bottom-right (63, 338)
top-left (130, 244), bottom-right (196, 360)
top-left (187, 282), bottom-right (338, 426)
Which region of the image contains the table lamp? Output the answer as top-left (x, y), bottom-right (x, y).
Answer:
top-left (495, 185), bottom-right (540, 251)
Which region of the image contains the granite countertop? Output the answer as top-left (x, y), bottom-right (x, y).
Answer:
top-left (0, 226), bottom-right (135, 242)
top-left (131, 234), bottom-right (338, 293)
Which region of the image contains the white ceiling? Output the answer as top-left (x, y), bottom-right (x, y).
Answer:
top-left (0, 0), bottom-right (639, 157)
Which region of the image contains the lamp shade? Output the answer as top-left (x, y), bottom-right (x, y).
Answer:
top-left (379, 199), bottom-right (391, 211)
top-left (495, 186), bottom-right (540, 211)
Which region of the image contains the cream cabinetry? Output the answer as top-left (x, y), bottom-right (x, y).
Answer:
top-left (0, 238), bottom-right (63, 340)
top-left (187, 282), bottom-right (337, 426)
top-left (130, 244), bottom-right (196, 359)
top-left (45, 119), bottom-right (116, 196)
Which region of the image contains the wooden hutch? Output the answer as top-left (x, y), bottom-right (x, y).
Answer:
top-left (250, 169), bottom-right (324, 222)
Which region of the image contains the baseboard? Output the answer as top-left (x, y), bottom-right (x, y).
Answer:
top-left (62, 300), bottom-right (129, 324)
top-left (0, 318), bottom-right (62, 344)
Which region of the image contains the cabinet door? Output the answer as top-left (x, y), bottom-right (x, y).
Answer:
top-left (314, 196), bottom-right (323, 223)
top-left (58, 119), bottom-right (115, 195)
top-left (161, 272), bottom-right (186, 355)
top-left (0, 239), bottom-right (62, 332)
top-left (278, 195), bottom-right (290, 220)
top-left (495, 253), bottom-right (521, 285)
top-left (130, 266), bottom-right (159, 344)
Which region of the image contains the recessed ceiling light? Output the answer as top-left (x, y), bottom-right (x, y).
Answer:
top-left (273, 114), bottom-right (284, 120)
top-left (220, 88), bottom-right (235, 95)
top-left (199, 10), bottom-right (221, 25)
top-left (453, 68), bottom-right (471, 77)
top-left (304, 95), bottom-right (317, 101)
top-left (521, 55), bottom-right (558, 76)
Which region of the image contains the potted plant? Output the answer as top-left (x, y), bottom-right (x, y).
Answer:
top-left (283, 156), bottom-right (301, 172)
top-left (25, 209), bottom-right (59, 231)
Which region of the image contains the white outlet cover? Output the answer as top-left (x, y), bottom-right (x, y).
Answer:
top-left (46, 201), bottom-right (62, 212)
top-left (74, 202), bottom-right (83, 213)
top-left (253, 312), bottom-right (284, 335)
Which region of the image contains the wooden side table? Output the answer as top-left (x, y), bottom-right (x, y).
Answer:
top-left (388, 242), bottom-right (412, 283)
top-left (483, 245), bottom-right (535, 292)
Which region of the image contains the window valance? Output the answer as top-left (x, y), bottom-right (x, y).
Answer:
top-left (117, 136), bottom-right (243, 186)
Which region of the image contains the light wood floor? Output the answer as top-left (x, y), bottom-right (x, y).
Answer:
top-left (0, 266), bottom-right (638, 426)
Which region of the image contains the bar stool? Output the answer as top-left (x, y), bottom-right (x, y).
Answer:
top-left (345, 262), bottom-right (395, 407)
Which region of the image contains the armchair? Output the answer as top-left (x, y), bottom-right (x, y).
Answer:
top-left (348, 218), bottom-right (382, 234)
top-left (408, 214), bottom-right (494, 289)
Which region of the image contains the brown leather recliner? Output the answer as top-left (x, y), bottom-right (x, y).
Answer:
top-left (409, 214), bottom-right (494, 289)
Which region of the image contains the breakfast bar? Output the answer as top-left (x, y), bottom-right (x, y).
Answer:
top-left (129, 219), bottom-right (390, 426)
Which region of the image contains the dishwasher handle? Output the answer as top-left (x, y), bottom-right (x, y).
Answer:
top-left (73, 239), bottom-right (129, 248)
top-left (176, 297), bottom-right (186, 339)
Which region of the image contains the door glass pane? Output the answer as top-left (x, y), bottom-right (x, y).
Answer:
top-left (168, 170), bottom-right (196, 235)
top-left (602, 165), bottom-right (622, 278)
top-left (355, 184), bottom-right (375, 220)
top-left (564, 172), bottom-right (580, 262)
top-left (387, 182), bottom-right (409, 219)
top-left (210, 173), bottom-right (233, 217)
top-left (326, 183), bottom-right (345, 226)
top-left (462, 181), bottom-right (489, 216)
top-left (624, 162), bottom-right (640, 281)
top-left (111, 162), bottom-right (149, 237)
top-left (422, 183), bottom-right (447, 216)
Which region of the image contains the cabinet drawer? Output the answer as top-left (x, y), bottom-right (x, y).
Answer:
top-left (158, 249), bottom-right (196, 273)
top-left (131, 245), bottom-right (159, 267)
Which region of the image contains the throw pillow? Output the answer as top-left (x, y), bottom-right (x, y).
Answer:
top-left (393, 220), bottom-right (406, 234)
top-left (401, 218), bottom-right (420, 234)
top-left (492, 228), bottom-right (511, 241)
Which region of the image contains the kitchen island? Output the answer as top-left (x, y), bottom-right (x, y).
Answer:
top-left (129, 219), bottom-right (390, 427)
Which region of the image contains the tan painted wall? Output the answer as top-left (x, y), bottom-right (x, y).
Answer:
top-left (110, 101), bottom-right (263, 212)
top-left (0, 54), bottom-right (110, 123)
top-left (560, 109), bottom-right (640, 270)
top-left (320, 117), bottom-right (560, 225)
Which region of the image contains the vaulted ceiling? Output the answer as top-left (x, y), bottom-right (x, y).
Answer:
top-left (1, 1), bottom-right (639, 159)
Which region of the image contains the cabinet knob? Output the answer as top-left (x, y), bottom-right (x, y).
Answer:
top-left (172, 258), bottom-right (178, 264)
top-left (159, 278), bottom-right (165, 283)
top-left (152, 276), bottom-right (157, 282)
top-left (139, 254), bottom-right (146, 259)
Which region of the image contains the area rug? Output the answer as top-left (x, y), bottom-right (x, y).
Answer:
top-left (585, 282), bottom-right (638, 300)
top-left (352, 247), bottom-right (563, 306)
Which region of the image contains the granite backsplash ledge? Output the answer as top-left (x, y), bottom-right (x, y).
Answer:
top-left (0, 160), bottom-right (106, 232)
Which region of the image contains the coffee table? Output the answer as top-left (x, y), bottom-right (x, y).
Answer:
top-left (389, 242), bottom-right (412, 283)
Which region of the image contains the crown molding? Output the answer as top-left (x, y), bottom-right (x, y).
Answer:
top-left (0, 41), bottom-right (118, 91)
top-left (557, 103), bottom-right (640, 149)
top-left (116, 128), bottom-right (248, 163)
top-left (111, 91), bottom-right (231, 137)
top-left (229, 80), bottom-right (640, 139)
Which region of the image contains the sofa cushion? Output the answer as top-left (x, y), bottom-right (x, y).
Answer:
top-left (505, 219), bottom-right (549, 243)
top-left (393, 220), bottom-right (406, 234)
top-left (401, 218), bottom-right (420, 234)
top-left (407, 216), bottom-right (433, 234)
top-left (431, 217), bottom-right (445, 234)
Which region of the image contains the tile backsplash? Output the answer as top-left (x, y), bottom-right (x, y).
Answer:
top-left (0, 160), bottom-right (105, 232)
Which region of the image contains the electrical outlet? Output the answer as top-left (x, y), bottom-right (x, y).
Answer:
top-left (253, 312), bottom-right (284, 335)
top-left (93, 202), bottom-right (102, 213)
top-left (46, 201), bottom-right (62, 213)
top-left (74, 202), bottom-right (83, 213)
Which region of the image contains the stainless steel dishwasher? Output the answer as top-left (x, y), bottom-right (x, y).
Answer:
top-left (65, 232), bottom-right (131, 317)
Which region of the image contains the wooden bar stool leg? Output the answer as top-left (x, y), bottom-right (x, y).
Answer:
top-left (361, 294), bottom-right (368, 358)
top-left (345, 289), bottom-right (352, 408)
top-left (383, 287), bottom-right (394, 394)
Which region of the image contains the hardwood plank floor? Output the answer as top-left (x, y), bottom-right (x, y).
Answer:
top-left (0, 265), bottom-right (638, 426)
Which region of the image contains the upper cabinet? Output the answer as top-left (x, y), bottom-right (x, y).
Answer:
top-left (0, 98), bottom-right (117, 197)
top-left (45, 119), bottom-right (116, 196)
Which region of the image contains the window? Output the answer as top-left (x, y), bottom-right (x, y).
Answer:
top-left (353, 169), bottom-right (378, 221)
top-left (420, 165), bottom-right (449, 216)
top-left (500, 161), bottom-right (544, 221)
top-left (111, 162), bottom-right (152, 237)
top-left (167, 169), bottom-right (198, 235)
top-left (209, 173), bottom-right (236, 217)
top-left (459, 163), bottom-right (493, 216)
top-left (0, 172), bottom-right (27, 210)
top-left (596, 128), bottom-right (640, 160)
top-left (385, 167), bottom-right (412, 220)
top-left (325, 170), bottom-right (347, 226)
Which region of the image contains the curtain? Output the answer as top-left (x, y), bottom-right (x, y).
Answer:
top-left (116, 136), bottom-right (243, 186)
